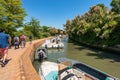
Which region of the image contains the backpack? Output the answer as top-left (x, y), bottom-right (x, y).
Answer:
top-left (21, 35), bottom-right (25, 41)
top-left (29, 35), bottom-right (32, 39)
top-left (14, 37), bottom-right (18, 42)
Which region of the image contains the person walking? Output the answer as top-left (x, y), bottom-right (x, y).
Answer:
top-left (14, 36), bottom-right (19, 49)
top-left (29, 35), bottom-right (32, 44)
top-left (0, 29), bottom-right (11, 67)
top-left (20, 34), bottom-right (26, 48)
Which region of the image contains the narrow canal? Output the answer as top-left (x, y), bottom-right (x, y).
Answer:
top-left (33, 38), bottom-right (120, 78)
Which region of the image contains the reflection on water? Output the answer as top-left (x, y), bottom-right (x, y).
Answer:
top-left (47, 49), bottom-right (65, 62)
top-left (33, 38), bottom-right (120, 78)
top-left (47, 38), bottom-right (68, 61)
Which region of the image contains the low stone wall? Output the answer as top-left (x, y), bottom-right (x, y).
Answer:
top-left (19, 38), bottom-right (51, 80)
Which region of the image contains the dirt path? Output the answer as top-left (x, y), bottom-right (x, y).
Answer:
top-left (0, 41), bottom-right (36, 80)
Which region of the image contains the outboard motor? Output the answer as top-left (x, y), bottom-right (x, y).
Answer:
top-left (38, 51), bottom-right (44, 61)
top-left (42, 49), bottom-right (47, 59)
top-left (37, 49), bottom-right (47, 61)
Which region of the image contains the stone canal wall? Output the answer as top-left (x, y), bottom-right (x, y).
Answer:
top-left (19, 37), bottom-right (51, 80)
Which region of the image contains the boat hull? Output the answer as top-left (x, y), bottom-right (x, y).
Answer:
top-left (39, 61), bottom-right (58, 80)
top-left (39, 61), bottom-right (97, 80)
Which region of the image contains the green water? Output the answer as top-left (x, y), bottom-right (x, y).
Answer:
top-left (33, 38), bottom-right (120, 78)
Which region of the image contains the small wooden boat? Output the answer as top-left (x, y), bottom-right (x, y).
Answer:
top-left (34, 48), bottom-right (48, 61)
top-left (57, 57), bottom-right (119, 80)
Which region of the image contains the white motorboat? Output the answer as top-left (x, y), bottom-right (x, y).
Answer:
top-left (39, 61), bottom-right (58, 80)
top-left (38, 60), bottom-right (103, 80)
top-left (41, 38), bottom-right (64, 49)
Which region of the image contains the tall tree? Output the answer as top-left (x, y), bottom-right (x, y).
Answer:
top-left (0, 0), bottom-right (26, 35)
top-left (49, 27), bottom-right (58, 36)
top-left (64, 4), bottom-right (120, 45)
top-left (41, 26), bottom-right (50, 32)
top-left (64, 20), bottom-right (72, 34)
top-left (111, 0), bottom-right (120, 14)
top-left (40, 26), bottom-right (50, 37)
top-left (25, 17), bottom-right (41, 39)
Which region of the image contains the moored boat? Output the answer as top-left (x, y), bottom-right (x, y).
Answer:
top-left (57, 57), bottom-right (119, 80)
top-left (39, 61), bottom-right (58, 80)
top-left (41, 37), bottom-right (64, 49)
top-left (38, 60), bottom-right (101, 80)
top-left (34, 48), bottom-right (48, 61)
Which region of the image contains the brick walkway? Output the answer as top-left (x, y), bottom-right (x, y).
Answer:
top-left (0, 39), bottom-right (45, 80)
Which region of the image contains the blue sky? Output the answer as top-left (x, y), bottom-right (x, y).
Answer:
top-left (22, 0), bottom-right (112, 30)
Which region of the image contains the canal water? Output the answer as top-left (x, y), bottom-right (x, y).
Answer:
top-left (33, 38), bottom-right (120, 78)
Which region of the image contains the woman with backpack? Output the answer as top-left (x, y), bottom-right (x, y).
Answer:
top-left (14, 36), bottom-right (19, 49)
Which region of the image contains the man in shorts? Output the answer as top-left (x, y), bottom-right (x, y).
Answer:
top-left (20, 34), bottom-right (26, 48)
top-left (0, 29), bottom-right (11, 67)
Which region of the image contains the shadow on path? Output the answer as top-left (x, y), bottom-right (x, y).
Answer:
top-left (5, 58), bottom-right (12, 64)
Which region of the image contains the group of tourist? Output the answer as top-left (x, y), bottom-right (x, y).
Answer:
top-left (13, 34), bottom-right (32, 49)
top-left (13, 33), bottom-right (32, 49)
top-left (0, 29), bottom-right (32, 67)
top-left (14, 35), bottom-right (25, 49)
